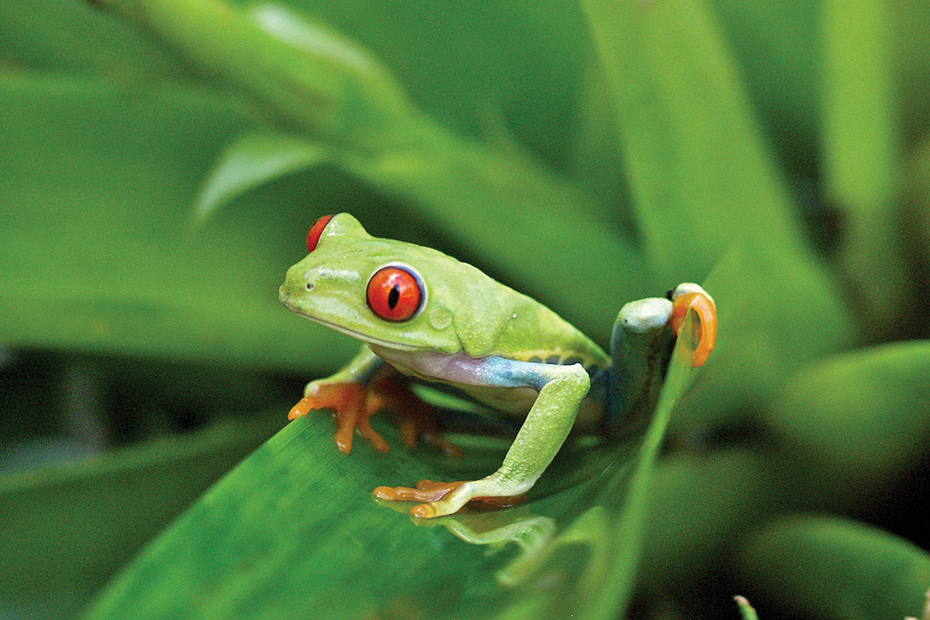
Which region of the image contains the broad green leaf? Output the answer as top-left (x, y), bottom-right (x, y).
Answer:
top-left (822, 0), bottom-right (907, 329)
top-left (736, 515), bottom-right (930, 620)
top-left (0, 415), bottom-right (283, 620)
top-left (581, 0), bottom-right (807, 283)
top-left (195, 131), bottom-right (329, 221)
top-left (0, 75), bottom-right (355, 372)
top-left (769, 341), bottom-right (930, 502)
top-left (79, 310), bottom-right (703, 620)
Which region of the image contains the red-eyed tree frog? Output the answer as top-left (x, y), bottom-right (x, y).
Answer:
top-left (279, 213), bottom-right (717, 518)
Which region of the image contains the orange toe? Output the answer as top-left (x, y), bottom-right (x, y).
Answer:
top-left (670, 292), bottom-right (718, 367)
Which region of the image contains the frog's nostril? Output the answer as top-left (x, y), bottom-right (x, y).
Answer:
top-left (305, 282), bottom-right (314, 291)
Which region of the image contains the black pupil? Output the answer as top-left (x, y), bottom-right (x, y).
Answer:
top-left (388, 285), bottom-right (400, 309)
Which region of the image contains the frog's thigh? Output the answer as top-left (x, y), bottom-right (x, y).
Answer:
top-left (604, 297), bottom-right (675, 431)
top-left (436, 359), bottom-right (590, 516)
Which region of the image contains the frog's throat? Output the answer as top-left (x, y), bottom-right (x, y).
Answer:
top-left (293, 312), bottom-right (421, 352)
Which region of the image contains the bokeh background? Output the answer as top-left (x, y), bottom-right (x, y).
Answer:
top-left (2, 0), bottom-right (929, 618)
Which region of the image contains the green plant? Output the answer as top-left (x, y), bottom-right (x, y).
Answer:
top-left (1, 0), bottom-right (928, 618)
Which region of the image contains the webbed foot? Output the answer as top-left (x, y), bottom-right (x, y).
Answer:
top-left (373, 479), bottom-right (526, 518)
top-left (288, 374), bottom-right (460, 456)
top-left (668, 284), bottom-right (718, 367)
top-left (289, 381), bottom-right (386, 453)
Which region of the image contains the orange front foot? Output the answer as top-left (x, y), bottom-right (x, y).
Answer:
top-left (288, 373), bottom-right (460, 457)
top-left (669, 290), bottom-right (718, 367)
top-left (373, 479), bottom-right (526, 517)
top-left (288, 382), bottom-right (388, 454)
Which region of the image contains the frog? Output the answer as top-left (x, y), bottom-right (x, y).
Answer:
top-left (279, 213), bottom-right (717, 518)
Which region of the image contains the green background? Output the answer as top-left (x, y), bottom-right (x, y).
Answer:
top-left (1, 0), bottom-right (929, 618)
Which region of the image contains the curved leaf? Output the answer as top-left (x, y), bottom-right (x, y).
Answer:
top-left (736, 515), bottom-right (930, 620)
top-left (581, 0), bottom-right (806, 281)
top-left (80, 311), bottom-right (704, 620)
top-left (769, 340), bottom-right (930, 503)
top-left (195, 131), bottom-right (329, 221)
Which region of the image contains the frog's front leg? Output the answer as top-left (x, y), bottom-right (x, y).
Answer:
top-left (289, 345), bottom-right (456, 455)
top-left (288, 345), bottom-right (388, 453)
top-left (375, 357), bottom-right (590, 518)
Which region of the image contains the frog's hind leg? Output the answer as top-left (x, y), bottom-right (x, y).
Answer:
top-left (603, 296), bottom-right (676, 438)
top-left (375, 356), bottom-right (592, 518)
top-left (604, 282), bottom-right (717, 438)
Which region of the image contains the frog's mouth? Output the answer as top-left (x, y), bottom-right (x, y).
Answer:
top-left (287, 309), bottom-right (421, 352)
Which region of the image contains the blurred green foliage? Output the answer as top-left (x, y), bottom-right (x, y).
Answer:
top-left (1, 0), bottom-right (929, 618)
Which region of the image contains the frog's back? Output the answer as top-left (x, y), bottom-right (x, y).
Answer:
top-left (494, 294), bottom-right (609, 370)
top-left (443, 268), bottom-right (609, 370)
top-left (385, 239), bottom-right (609, 370)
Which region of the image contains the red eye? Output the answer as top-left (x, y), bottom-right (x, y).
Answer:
top-left (306, 215), bottom-right (334, 253)
top-left (367, 267), bottom-right (422, 321)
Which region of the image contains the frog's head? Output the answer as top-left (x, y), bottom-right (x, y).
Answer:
top-left (279, 213), bottom-right (483, 353)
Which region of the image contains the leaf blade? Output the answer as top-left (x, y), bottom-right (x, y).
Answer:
top-left (581, 0), bottom-right (807, 281)
top-left (194, 131), bottom-right (329, 221)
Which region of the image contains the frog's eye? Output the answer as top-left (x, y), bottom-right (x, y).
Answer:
top-left (367, 267), bottom-right (423, 321)
top-left (306, 215), bottom-right (334, 253)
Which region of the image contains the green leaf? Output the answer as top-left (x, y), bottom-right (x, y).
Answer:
top-left (195, 131), bottom-right (329, 221)
top-left (0, 415), bottom-right (283, 619)
top-left (79, 309), bottom-right (703, 620)
top-left (736, 515), bottom-right (930, 620)
top-left (822, 0), bottom-right (907, 330)
top-left (0, 75), bottom-right (356, 372)
top-left (581, 0), bottom-right (807, 282)
top-left (769, 340), bottom-right (930, 503)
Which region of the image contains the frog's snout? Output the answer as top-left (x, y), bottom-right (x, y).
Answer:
top-left (278, 277), bottom-right (304, 308)
top-left (280, 264), bottom-right (316, 307)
